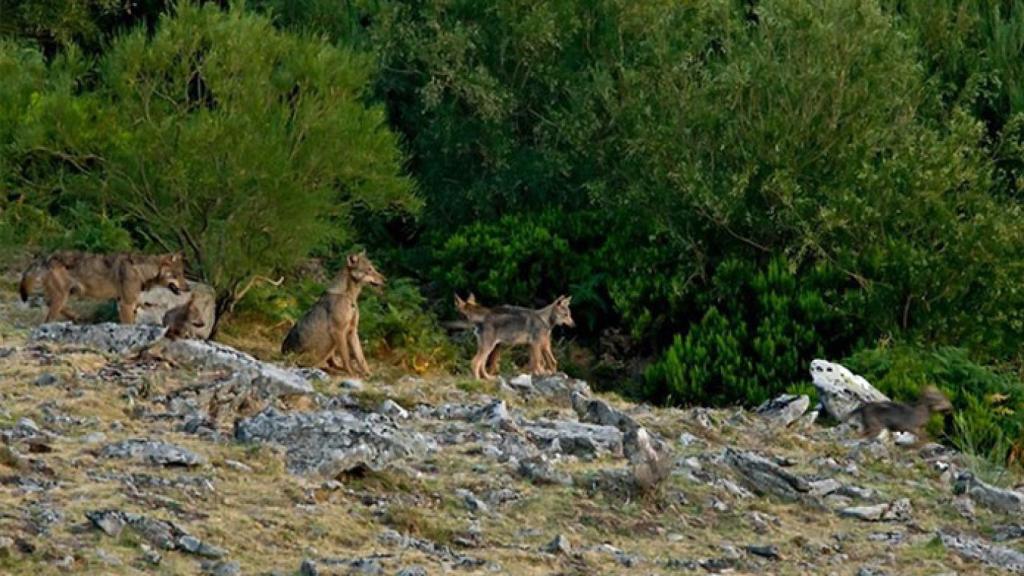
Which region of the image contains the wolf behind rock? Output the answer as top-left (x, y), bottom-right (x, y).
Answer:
top-left (20, 251), bottom-right (189, 324)
top-left (281, 252), bottom-right (384, 375)
top-left (849, 386), bottom-right (953, 443)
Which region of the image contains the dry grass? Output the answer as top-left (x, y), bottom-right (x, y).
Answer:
top-left (0, 282), bottom-right (1020, 575)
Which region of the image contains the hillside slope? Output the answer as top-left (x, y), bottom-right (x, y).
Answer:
top-left (1, 282), bottom-right (1023, 576)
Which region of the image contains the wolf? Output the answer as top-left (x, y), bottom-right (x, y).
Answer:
top-left (20, 251), bottom-right (189, 324)
top-left (848, 386), bottom-right (953, 443)
top-left (281, 251), bottom-right (385, 375)
top-left (162, 294), bottom-right (206, 340)
top-left (459, 294), bottom-right (574, 380)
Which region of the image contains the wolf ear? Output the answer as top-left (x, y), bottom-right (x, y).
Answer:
top-left (347, 253), bottom-right (359, 267)
top-left (467, 293), bottom-right (477, 304)
top-left (454, 294), bottom-right (465, 307)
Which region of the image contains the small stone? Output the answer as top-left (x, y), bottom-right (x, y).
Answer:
top-left (340, 379), bottom-right (363, 391)
top-left (746, 544), bottom-right (781, 560)
top-left (140, 544), bottom-right (162, 565)
top-left (33, 373), bottom-right (59, 387)
top-left (300, 558), bottom-right (318, 576)
top-left (395, 568), bottom-right (427, 576)
top-left (86, 510), bottom-right (126, 537)
top-left (544, 534), bottom-right (571, 555)
top-left (203, 560), bottom-right (241, 576)
top-left (456, 489), bottom-right (489, 514)
top-left (379, 399), bottom-right (409, 419)
top-left (223, 459), bottom-right (254, 473)
top-left (808, 478), bottom-right (843, 497)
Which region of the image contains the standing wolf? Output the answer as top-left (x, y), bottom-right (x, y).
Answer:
top-left (458, 294), bottom-right (574, 380)
top-left (20, 251), bottom-right (189, 323)
top-left (281, 252), bottom-right (385, 375)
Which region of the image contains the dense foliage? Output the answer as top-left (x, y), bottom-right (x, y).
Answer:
top-left (3, 0), bottom-right (1024, 461)
top-left (1, 4), bottom-right (417, 318)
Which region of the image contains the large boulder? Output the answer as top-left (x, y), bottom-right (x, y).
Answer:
top-left (523, 420), bottom-right (623, 457)
top-left (234, 407), bottom-right (436, 475)
top-left (724, 448), bottom-right (811, 501)
top-left (150, 339), bottom-right (316, 397)
top-left (30, 322), bottom-right (166, 355)
top-left (135, 281), bottom-right (216, 340)
top-left (809, 359), bottom-right (888, 421)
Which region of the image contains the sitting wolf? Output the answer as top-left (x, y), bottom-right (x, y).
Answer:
top-left (456, 293), bottom-right (574, 380)
top-left (20, 251), bottom-right (189, 324)
top-left (281, 252), bottom-right (385, 375)
top-left (848, 386), bottom-right (953, 444)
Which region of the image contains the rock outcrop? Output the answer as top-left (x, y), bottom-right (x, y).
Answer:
top-left (30, 322), bottom-right (166, 355)
top-left (234, 407), bottom-right (436, 475)
top-left (135, 281), bottom-right (216, 340)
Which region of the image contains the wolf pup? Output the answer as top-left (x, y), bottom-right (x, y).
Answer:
top-left (162, 294), bottom-right (206, 340)
top-left (464, 294), bottom-right (574, 380)
top-left (20, 251), bottom-right (188, 324)
top-left (281, 251), bottom-right (385, 375)
top-left (849, 386), bottom-right (953, 443)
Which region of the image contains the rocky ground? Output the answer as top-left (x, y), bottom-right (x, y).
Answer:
top-left (2, 280), bottom-right (1024, 575)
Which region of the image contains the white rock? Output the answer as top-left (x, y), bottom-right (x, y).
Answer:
top-left (809, 359), bottom-right (888, 421)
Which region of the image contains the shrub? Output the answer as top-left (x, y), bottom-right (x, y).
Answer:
top-left (645, 257), bottom-right (859, 406)
top-left (3, 4), bottom-right (419, 322)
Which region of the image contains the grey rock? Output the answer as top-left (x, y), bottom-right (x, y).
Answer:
top-left (755, 394), bottom-right (810, 427)
top-left (95, 548), bottom-right (122, 566)
top-left (140, 544), bottom-right (162, 565)
top-left (524, 419), bottom-right (622, 457)
top-left (836, 485), bottom-right (876, 500)
top-left (378, 399), bottom-right (410, 420)
top-left (838, 499), bottom-right (911, 522)
top-left (506, 373), bottom-right (591, 399)
top-left (808, 478), bottom-right (843, 497)
top-left (30, 322), bottom-right (166, 355)
top-left (135, 280), bottom-right (216, 340)
top-left (86, 510), bottom-right (226, 558)
top-left (456, 489), bottom-right (489, 514)
top-left (544, 534), bottom-right (572, 555)
top-left (572, 392), bottom-right (638, 432)
top-left (955, 471), bottom-right (1024, 515)
top-left (153, 339), bottom-right (314, 397)
top-left (100, 439), bottom-right (205, 467)
top-left (940, 530), bottom-right (1024, 573)
top-left (517, 457), bottom-right (573, 486)
top-left (746, 544), bottom-right (781, 560)
top-left (299, 559), bottom-right (319, 576)
top-left (809, 359), bottom-right (888, 421)
top-left (33, 373), bottom-right (59, 387)
top-left (203, 560), bottom-right (241, 576)
top-left (235, 407), bottom-right (435, 475)
top-left (993, 524), bottom-right (1024, 542)
top-left (724, 448), bottom-right (810, 500)
top-left (395, 568), bottom-right (427, 576)
top-left (472, 399), bottom-right (510, 426)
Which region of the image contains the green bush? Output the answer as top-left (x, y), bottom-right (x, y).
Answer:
top-left (3, 4), bottom-right (418, 320)
top-left (845, 345), bottom-right (1024, 468)
top-left (645, 257), bottom-right (859, 406)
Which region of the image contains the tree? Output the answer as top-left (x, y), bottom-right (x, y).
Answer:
top-left (6, 3), bottom-right (419, 322)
